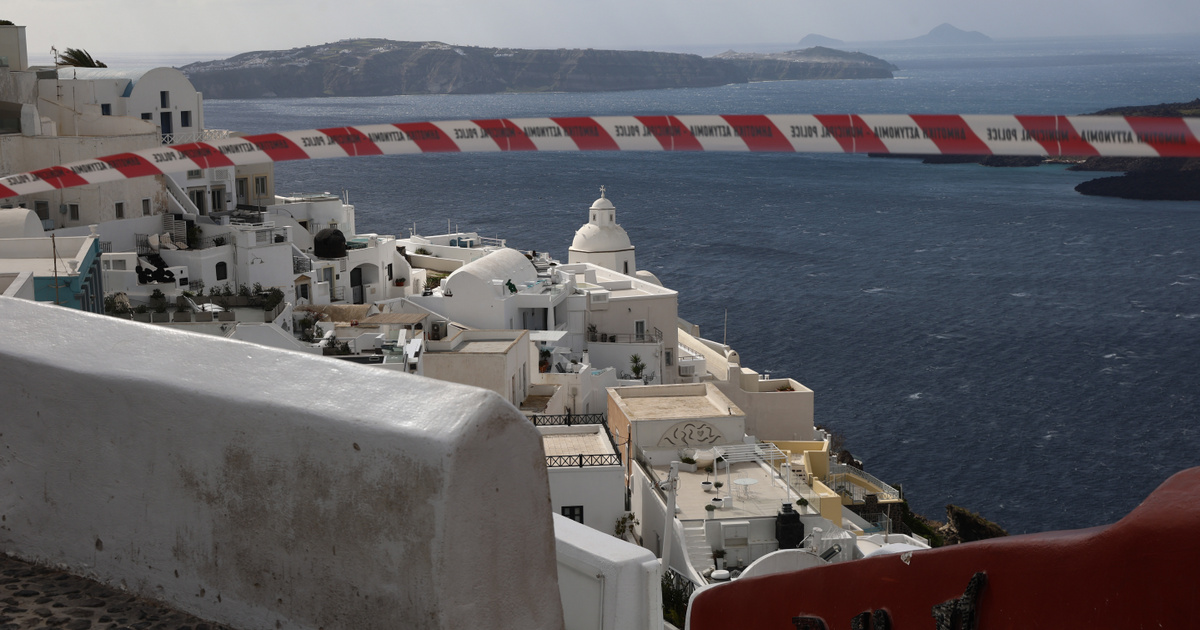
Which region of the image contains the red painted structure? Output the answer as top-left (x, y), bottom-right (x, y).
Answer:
top-left (688, 467), bottom-right (1200, 629)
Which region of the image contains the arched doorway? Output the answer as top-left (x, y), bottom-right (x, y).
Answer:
top-left (350, 263), bottom-right (380, 304)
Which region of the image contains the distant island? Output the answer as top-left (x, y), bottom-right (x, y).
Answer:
top-left (179, 39), bottom-right (896, 99)
top-left (798, 34), bottom-right (845, 47)
top-left (903, 23), bottom-right (992, 45)
top-left (799, 24), bottom-right (992, 47)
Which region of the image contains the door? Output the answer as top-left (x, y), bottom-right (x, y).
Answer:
top-left (160, 111), bottom-right (173, 137)
top-left (350, 267), bottom-right (364, 304)
top-left (188, 188), bottom-right (206, 214)
top-left (235, 178), bottom-right (248, 206)
top-left (210, 186), bottom-right (226, 212)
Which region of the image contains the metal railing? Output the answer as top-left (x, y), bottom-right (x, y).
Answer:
top-left (527, 413), bottom-right (607, 426)
top-left (545, 453), bottom-right (622, 468)
top-left (828, 463), bottom-right (901, 502)
top-left (590, 327), bottom-right (663, 344)
top-left (859, 512), bottom-right (892, 535)
top-left (293, 255), bottom-right (313, 273)
top-left (195, 235), bottom-right (231, 249)
top-left (160, 128), bottom-right (232, 145)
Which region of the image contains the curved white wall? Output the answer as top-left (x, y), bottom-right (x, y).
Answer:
top-left (0, 297), bottom-right (563, 630)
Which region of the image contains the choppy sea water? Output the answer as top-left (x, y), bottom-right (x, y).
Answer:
top-left (204, 35), bottom-right (1200, 534)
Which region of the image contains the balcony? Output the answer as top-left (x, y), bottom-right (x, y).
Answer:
top-left (589, 328), bottom-right (663, 345)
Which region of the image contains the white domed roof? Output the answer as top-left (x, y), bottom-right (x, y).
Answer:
top-left (444, 248), bottom-right (536, 294)
top-left (571, 222), bottom-right (632, 253)
top-left (0, 209), bottom-right (45, 238)
top-left (590, 196), bottom-right (615, 210)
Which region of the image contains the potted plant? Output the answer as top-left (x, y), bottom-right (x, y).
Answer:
top-left (701, 480), bottom-right (714, 493)
top-left (713, 548), bottom-right (727, 569)
top-left (713, 481), bottom-right (724, 494)
top-left (715, 455), bottom-right (727, 470)
top-left (711, 496), bottom-right (724, 508)
top-left (777, 384), bottom-right (795, 391)
top-left (678, 454), bottom-right (697, 473)
top-left (797, 497), bottom-right (810, 510)
top-left (705, 504), bottom-right (716, 517)
top-left (587, 323), bottom-right (598, 342)
top-left (704, 465), bottom-right (714, 480)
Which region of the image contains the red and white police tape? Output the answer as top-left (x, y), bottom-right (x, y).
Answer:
top-left (3, 114), bottom-right (1199, 199)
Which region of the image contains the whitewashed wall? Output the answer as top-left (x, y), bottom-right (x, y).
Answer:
top-left (553, 514), bottom-right (662, 630)
top-left (0, 297), bottom-right (563, 630)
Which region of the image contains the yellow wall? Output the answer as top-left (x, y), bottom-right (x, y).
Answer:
top-left (812, 479), bottom-right (842, 522)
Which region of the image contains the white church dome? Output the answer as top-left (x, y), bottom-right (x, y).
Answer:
top-left (570, 189), bottom-right (632, 253)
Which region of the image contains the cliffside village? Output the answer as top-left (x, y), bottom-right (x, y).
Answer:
top-left (1, 23), bottom-right (930, 630)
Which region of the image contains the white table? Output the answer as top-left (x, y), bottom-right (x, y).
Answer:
top-left (732, 477), bottom-right (758, 498)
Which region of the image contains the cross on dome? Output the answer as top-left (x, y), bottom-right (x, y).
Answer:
top-left (599, 185), bottom-right (607, 198)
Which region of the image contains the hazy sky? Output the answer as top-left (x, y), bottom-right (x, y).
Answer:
top-left (10, 0), bottom-right (1200, 64)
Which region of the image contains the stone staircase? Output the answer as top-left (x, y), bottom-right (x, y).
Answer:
top-left (684, 525), bottom-right (712, 575)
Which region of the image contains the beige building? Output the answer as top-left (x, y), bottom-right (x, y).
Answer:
top-left (422, 328), bottom-right (531, 407)
top-left (606, 383), bottom-right (746, 471)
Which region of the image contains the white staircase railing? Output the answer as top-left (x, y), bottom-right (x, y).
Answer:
top-left (162, 173), bottom-right (201, 216)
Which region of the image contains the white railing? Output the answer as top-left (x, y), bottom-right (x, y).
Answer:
top-left (161, 128), bottom-right (233, 145)
top-left (162, 172), bottom-right (201, 215)
top-left (828, 463), bottom-right (901, 501)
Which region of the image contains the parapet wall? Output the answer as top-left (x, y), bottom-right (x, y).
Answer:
top-left (0, 297), bottom-right (563, 629)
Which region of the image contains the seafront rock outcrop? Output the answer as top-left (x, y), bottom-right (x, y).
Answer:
top-left (1070, 99), bottom-right (1200, 200)
top-left (179, 39), bottom-right (895, 98)
top-left (937, 504), bottom-right (1009, 544)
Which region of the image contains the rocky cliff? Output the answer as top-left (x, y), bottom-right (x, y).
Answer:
top-left (180, 39), bottom-right (894, 99)
top-left (712, 47), bottom-right (897, 81)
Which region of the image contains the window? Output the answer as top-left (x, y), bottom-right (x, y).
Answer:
top-left (68, 204), bottom-right (79, 221)
top-left (100, 103), bottom-right (111, 116)
top-left (215, 262), bottom-right (228, 281)
top-left (561, 506), bottom-right (584, 524)
top-left (141, 198), bottom-right (150, 216)
top-left (34, 200), bottom-right (49, 220)
top-left (298, 283), bottom-right (309, 300)
top-left (141, 113), bottom-right (152, 120)
top-left (160, 91), bottom-right (169, 108)
top-left (254, 176), bottom-right (268, 196)
top-left (187, 169), bottom-right (203, 179)
top-left (180, 111), bottom-right (191, 127)
top-left (623, 261), bottom-right (629, 274)
top-left (387, 263), bottom-right (393, 280)
top-left (635, 320), bottom-right (645, 341)
top-left (112, 259), bottom-right (127, 271)
top-left (115, 202), bottom-right (124, 219)
top-left (665, 349), bottom-right (673, 366)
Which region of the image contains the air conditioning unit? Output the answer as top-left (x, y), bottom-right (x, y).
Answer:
top-left (679, 364), bottom-right (695, 377)
top-left (430, 320), bottom-right (448, 340)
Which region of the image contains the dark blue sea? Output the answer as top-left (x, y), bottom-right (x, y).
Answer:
top-left (204, 35), bottom-right (1200, 535)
